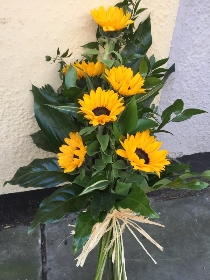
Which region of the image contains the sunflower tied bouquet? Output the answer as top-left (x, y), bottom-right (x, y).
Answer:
top-left (5, 1), bottom-right (210, 279)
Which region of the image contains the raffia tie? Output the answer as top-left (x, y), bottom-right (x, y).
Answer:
top-left (75, 208), bottom-right (164, 267)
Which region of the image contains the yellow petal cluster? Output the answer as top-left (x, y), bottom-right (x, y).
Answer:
top-left (105, 65), bottom-right (146, 96)
top-left (116, 130), bottom-right (170, 177)
top-left (62, 61), bottom-right (104, 79)
top-left (90, 6), bottom-right (134, 32)
top-left (57, 132), bottom-right (87, 173)
top-left (74, 61), bottom-right (105, 79)
top-left (78, 87), bottom-right (125, 126)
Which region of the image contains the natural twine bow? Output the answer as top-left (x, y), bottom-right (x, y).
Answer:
top-left (75, 208), bottom-right (164, 267)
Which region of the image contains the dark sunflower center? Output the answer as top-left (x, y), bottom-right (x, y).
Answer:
top-left (135, 148), bottom-right (149, 164)
top-left (92, 107), bottom-right (110, 116)
top-left (73, 147), bottom-right (80, 159)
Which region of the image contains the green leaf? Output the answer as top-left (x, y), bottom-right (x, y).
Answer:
top-left (158, 99), bottom-right (184, 130)
top-left (72, 209), bottom-right (97, 253)
top-left (45, 55), bottom-right (51, 61)
top-left (149, 55), bottom-right (155, 69)
top-left (79, 126), bottom-right (97, 136)
top-left (97, 134), bottom-right (109, 152)
top-left (28, 184), bottom-right (90, 234)
top-left (57, 48), bottom-right (60, 55)
top-left (90, 192), bottom-right (117, 220)
top-left (101, 59), bottom-right (114, 68)
top-left (101, 151), bottom-right (113, 163)
top-left (139, 58), bottom-right (148, 77)
top-left (4, 158), bottom-right (74, 188)
top-left (86, 75), bottom-right (95, 91)
top-left (136, 83), bottom-right (163, 104)
top-left (65, 65), bottom-right (77, 88)
top-left (121, 16), bottom-right (151, 70)
top-left (32, 85), bottom-right (77, 152)
top-left (87, 140), bottom-right (100, 156)
top-left (62, 87), bottom-right (81, 98)
top-left (118, 96), bottom-right (138, 134)
top-left (82, 49), bottom-right (99, 56)
top-left (113, 122), bottom-right (121, 144)
top-left (201, 170), bottom-right (210, 180)
top-left (172, 109), bottom-right (206, 122)
top-left (115, 181), bottom-right (132, 196)
top-left (79, 175), bottom-right (109, 196)
top-left (30, 130), bottom-right (54, 153)
top-left (162, 63), bottom-right (175, 83)
top-left (47, 104), bottom-right (79, 117)
top-left (131, 118), bottom-right (158, 134)
top-left (167, 178), bottom-right (208, 190)
top-left (81, 42), bottom-right (99, 50)
top-left (152, 58), bottom-right (169, 70)
top-left (61, 49), bottom-right (69, 58)
top-left (93, 159), bottom-right (106, 171)
top-left (144, 77), bottom-right (162, 88)
top-left (112, 160), bottom-right (127, 169)
top-left (115, 186), bottom-right (159, 218)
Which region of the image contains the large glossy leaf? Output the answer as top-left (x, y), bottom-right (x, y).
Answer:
top-left (121, 16), bottom-right (151, 71)
top-left (4, 158), bottom-right (74, 188)
top-left (136, 83), bottom-right (163, 104)
top-left (32, 85), bottom-right (77, 152)
top-left (30, 130), bottom-right (55, 153)
top-left (47, 104), bottom-right (79, 117)
top-left (118, 96), bottom-right (138, 135)
top-left (131, 118), bottom-right (158, 134)
top-left (79, 175), bottom-right (109, 196)
top-left (65, 65), bottom-right (77, 88)
top-left (28, 184), bottom-right (90, 234)
top-left (72, 209), bottom-right (97, 253)
top-left (90, 191), bottom-right (118, 220)
top-left (115, 186), bottom-right (159, 218)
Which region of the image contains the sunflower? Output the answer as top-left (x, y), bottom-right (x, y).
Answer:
top-left (74, 60), bottom-right (105, 79)
top-left (90, 6), bottom-right (134, 32)
top-left (78, 87), bottom-right (125, 126)
top-left (116, 130), bottom-right (170, 177)
top-left (105, 65), bottom-right (146, 96)
top-left (62, 61), bottom-right (104, 79)
top-left (57, 132), bottom-right (87, 173)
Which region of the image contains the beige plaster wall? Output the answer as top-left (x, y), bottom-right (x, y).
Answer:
top-left (0, 0), bottom-right (180, 194)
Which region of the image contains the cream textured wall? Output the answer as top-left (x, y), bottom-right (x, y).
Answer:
top-left (158, 0), bottom-right (210, 157)
top-left (0, 0), bottom-right (180, 194)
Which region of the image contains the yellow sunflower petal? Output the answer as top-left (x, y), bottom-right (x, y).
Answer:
top-left (91, 6), bottom-right (134, 32)
top-left (78, 87), bottom-right (125, 126)
top-left (57, 132), bottom-right (87, 173)
top-left (116, 130), bottom-right (170, 177)
top-left (105, 65), bottom-right (145, 96)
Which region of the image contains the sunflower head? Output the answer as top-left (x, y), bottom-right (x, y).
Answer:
top-left (57, 132), bottom-right (87, 173)
top-left (78, 87), bottom-right (125, 126)
top-left (90, 6), bottom-right (134, 32)
top-left (73, 60), bottom-right (105, 80)
top-left (116, 130), bottom-right (170, 177)
top-left (105, 65), bottom-right (146, 96)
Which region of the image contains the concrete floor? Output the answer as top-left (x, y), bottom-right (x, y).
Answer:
top-left (0, 189), bottom-right (209, 280)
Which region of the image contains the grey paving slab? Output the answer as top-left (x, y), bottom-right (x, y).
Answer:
top-left (0, 226), bottom-right (42, 280)
top-left (45, 191), bottom-right (210, 280)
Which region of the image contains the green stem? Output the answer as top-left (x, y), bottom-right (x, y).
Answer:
top-left (95, 230), bottom-right (112, 280)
